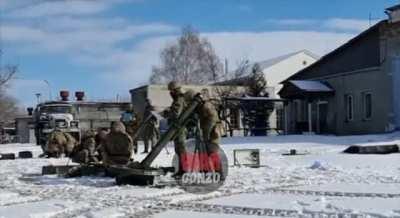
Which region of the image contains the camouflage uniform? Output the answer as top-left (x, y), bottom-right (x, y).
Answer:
top-left (46, 130), bottom-right (77, 158)
top-left (94, 128), bottom-right (109, 161)
top-left (72, 130), bottom-right (98, 164)
top-left (198, 102), bottom-right (221, 151)
top-left (124, 115), bottom-right (140, 154)
top-left (168, 82), bottom-right (187, 156)
top-left (185, 89), bottom-right (221, 153)
top-left (142, 100), bottom-right (160, 153)
top-left (95, 128), bottom-right (109, 147)
top-left (180, 89), bottom-right (223, 175)
top-left (101, 121), bottom-right (133, 166)
top-left (120, 105), bottom-right (138, 154)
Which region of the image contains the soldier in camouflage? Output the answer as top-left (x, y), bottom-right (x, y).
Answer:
top-left (72, 130), bottom-right (99, 164)
top-left (101, 121), bottom-right (133, 166)
top-left (121, 106), bottom-right (139, 154)
top-left (142, 99), bottom-right (160, 153)
top-left (45, 129), bottom-right (77, 158)
top-left (184, 89), bottom-right (222, 151)
top-left (167, 81), bottom-right (188, 173)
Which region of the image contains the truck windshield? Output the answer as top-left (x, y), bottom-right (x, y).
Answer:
top-left (40, 105), bottom-right (72, 114)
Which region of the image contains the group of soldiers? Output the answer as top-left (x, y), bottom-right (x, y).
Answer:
top-left (43, 81), bottom-right (223, 176)
top-left (44, 121), bottom-right (133, 166)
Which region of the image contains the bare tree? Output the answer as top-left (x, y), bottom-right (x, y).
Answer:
top-left (0, 93), bottom-right (18, 123)
top-left (0, 65), bottom-right (17, 88)
top-left (232, 58), bottom-right (250, 80)
top-left (150, 26), bottom-right (223, 85)
top-left (0, 51), bottom-right (19, 124)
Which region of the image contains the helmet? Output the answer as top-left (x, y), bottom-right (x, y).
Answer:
top-left (167, 81), bottom-right (181, 91)
top-left (110, 121), bottom-right (126, 133)
top-left (200, 88), bottom-right (211, 100)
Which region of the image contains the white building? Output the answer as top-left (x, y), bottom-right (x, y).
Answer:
top-left (222, 50), bottom-right (320, 97)
top-left (219, 50), bottom-right (320, 132)
top-left (260, 50), bottom-right (319, 95)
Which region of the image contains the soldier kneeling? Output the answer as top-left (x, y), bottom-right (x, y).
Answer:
top-left (46, 129), bottom-right (77, 158)
top-left (72, 130), bottom-right (99, 164)
top-left (101, 121), bottom-right (134, 166)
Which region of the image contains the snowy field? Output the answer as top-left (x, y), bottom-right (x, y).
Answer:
top-left (0, 133), bottom-right (400, 218)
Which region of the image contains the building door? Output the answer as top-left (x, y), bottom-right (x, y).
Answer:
top-left (317, 102), bottom-right (328, 134)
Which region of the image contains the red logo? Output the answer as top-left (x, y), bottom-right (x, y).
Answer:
top-left (180, 152), bottom-right (221, 172)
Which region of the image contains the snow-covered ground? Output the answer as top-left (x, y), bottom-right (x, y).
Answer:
top-left (0, 132), bottom-right (399, 218)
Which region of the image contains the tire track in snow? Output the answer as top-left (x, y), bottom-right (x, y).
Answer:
top-left (260, 189), bottom-right (400, 199)
top-left (154, 202), bottom-right (396, 218)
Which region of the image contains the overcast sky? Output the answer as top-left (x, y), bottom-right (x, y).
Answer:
top-left (0, 0), bottom-right (398, 107)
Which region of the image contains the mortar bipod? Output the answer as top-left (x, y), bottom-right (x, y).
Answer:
top-left (139, 93), bottom-right (204, 169)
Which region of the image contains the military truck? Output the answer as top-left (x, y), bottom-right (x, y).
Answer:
top-left (33, 91), bottom-right (132, 151)
top-left (34, 101), bottom-right (80, 149)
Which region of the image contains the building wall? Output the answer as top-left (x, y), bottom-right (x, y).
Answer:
top-left (283, 21), bottom-right (399, 135)
top-left (15, 117), bottom-right (35, 143)
top-left (321, 68), bottom-right (392, 135)
top-left (74, 103), bottom-right (131, 131)
top-left (286, 68), bottom-right (392, 135)
top-left (130, 86), bottom-right (148, 119)
top-left (147, 85), bottom-right (174, 113)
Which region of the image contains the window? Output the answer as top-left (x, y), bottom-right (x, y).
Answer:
top-left (363, 92), bottom-right (372, 120)
top-left (40, 105), bottom-right (73, 114)
top-left (345, 94), bottom-right (354, 121)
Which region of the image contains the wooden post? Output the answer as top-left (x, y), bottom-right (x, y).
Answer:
top-left (308, 101), bottom-right (312, 133)
top-left (284, 102), bottom-right (289, 135)
top-left (316, 100), bottom-right (320, 134)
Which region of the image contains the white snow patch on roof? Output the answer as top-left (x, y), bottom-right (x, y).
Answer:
top-left (290, 80), bottom-right (333, 92)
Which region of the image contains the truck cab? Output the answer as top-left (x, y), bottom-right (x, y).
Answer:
top-left (34, 101), bottom-right (80, 148)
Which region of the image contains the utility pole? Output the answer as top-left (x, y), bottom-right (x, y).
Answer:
top-left (43, 80), bottom-right (52, 100)
top-left (0, 1), bottom-right (3, 71)
top-left (224, 58), bottom-right (229, 77)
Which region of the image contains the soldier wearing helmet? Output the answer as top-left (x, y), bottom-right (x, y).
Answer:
top-left (121, 105), bottom-right (139, 154)
top-left (181, 88), bottom-right (223, 176)
top-left (142, 99), bottom-right (159, 153)
top-left (101, 121), bottom-right (133, 166)
top-left (167, 81), bottom-right (188, 174)
top-left (185, 88), bottom-right (221, 153)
